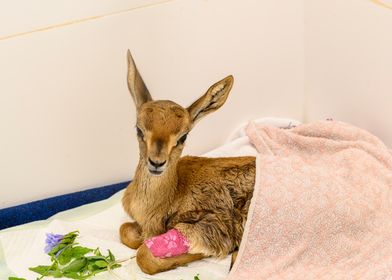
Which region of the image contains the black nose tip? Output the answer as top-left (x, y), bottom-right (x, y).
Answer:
top-left (148, 158), bottom-right (166, 168)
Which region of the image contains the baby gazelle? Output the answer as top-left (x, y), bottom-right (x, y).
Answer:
top-left (120, 50), bottom-right (255, 274)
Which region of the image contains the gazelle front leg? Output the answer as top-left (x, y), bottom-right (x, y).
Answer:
top-left (136, 215), bottom-right (234, 275)
top-left (120, 222), bottom-right (143, 249)
top-left (137, 244), bottom-right (204, 275)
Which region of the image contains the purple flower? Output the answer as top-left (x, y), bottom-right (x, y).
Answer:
top-left (44, 233), bottom-right (64, 254)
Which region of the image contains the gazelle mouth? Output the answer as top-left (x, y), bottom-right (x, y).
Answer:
top-left (149, 169), bottom-right (164, 176)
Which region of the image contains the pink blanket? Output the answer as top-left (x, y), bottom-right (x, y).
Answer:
top-left (228, 121), bottom-right (392, 280)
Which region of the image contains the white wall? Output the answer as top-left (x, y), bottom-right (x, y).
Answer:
top-left (305, 0), bottom-right (392, 146)
top-left (0, 0), bottom-right (305, 208)
top-left (0, 0), bottom-right (167, 39)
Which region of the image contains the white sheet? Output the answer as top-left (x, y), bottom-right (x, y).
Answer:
top-left (0, 117), bottom-right (299, 280)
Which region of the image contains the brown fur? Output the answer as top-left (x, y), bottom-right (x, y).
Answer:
top-left (120, 222), bottom-right (143, 249)
top-left (120, 50), bottom-right (256, 274)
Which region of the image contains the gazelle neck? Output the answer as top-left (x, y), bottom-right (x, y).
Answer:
top-left (133, 159), bottom-right (178, 201)
top-left (129, 158), bottom-right (179, 236)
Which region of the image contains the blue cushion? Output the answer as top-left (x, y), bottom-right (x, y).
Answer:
top-left (0, 181), bottom-right (129, 230)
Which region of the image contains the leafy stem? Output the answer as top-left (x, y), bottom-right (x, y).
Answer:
top-left (11, 231), bottom-right (124, 280)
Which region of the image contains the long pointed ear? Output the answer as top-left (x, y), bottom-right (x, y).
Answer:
top-left (127, 50), bottom-right (152, 108)
top-left (187, 75), bottom-right (234, 125)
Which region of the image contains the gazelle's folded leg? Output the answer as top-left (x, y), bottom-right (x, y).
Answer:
top-left (136, 214), bottom-right (235, 275)
top-left (174, 214), bottom-right (234, 258)
top-left (137, 243), bottom-right (204, 275)
top-left (120, 222), bottom-right (143, 249)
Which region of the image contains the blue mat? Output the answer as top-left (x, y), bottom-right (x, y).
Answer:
top-left (0, 181), bottom-right (129, 230)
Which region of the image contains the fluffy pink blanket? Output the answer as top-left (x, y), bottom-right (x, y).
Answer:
top-left (228, 121), bottom-right (392, 279)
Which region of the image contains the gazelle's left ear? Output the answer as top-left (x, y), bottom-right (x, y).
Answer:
top-left (127, 50), bottom-right (153, 109)
top-left (187, 75), bottom-right (234, 125)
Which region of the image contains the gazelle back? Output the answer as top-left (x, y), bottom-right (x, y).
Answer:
top-left (120, 50), bottom-right (256, 275)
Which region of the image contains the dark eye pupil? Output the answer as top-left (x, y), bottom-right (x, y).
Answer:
top-left (178, 133), bottom-right (188, 145)
top-left (136, 127), bottom-right (144, 139)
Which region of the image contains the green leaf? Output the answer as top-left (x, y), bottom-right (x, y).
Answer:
top-left (90, 268), bottom-right (108, 276)
top-left (63, 258), bottom-right (87, 273)
top-left (93, 248), bottom-right (102, 256)
top-left (8, 277), bottom-right (26, 280)
top-left (57, 245), bottom-right (73, 265)
top-left (71, 246), bottom-right (93, 258)
top-left (29, 262), bottom-right (65, 279)
top-left (108, 250), bottom-right (115, 262)
top-left (94, 260), bottom-right (108, 268)
top-left (48, 243), bottom-right (67, 257)
top-left (87, 263), bottom-right (95, 271)
top-left (63, 272), bottom-right (88, 280)
top-left (29, 265), bottom-right (52, 276)
top-left (62, 231), bottom-right (79, 241)
top-left (194, 274), bottom-right (201, 280)
top-left (85, 255), bottom-right (106, 261)
top-left (52, 269), bottom-right (63, 278)
top-left (109, 263), bottom-right (121, 269)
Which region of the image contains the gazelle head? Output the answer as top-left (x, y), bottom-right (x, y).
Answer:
top-left (127, 50), bottom-right (234, 176)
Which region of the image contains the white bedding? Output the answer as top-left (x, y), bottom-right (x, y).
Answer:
top-left (0, 117), bottom-right (299, 280)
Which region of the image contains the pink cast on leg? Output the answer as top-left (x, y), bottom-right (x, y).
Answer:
top-left (144, 229), bottom-right (190, 258)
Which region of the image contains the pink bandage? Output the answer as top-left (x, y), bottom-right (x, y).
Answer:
top-left (144, 229), bottom-right (190, 258)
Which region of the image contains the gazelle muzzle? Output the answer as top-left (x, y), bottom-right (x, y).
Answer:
top-left (148, 158), bottom-right (167, 175)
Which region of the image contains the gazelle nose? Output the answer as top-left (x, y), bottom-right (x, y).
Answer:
top-left (148, 158), bottom-right (166, 168)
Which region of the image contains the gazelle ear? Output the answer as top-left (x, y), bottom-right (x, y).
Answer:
top-left (127, 50), bottom-right (152, 108)
top-left (187, 75), bottom-right (234, 125)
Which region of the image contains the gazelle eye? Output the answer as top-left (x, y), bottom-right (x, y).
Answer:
top-left (177, 133), bottom-right (188, 146)
top-left (136, 127), bottom-right (144, 140)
